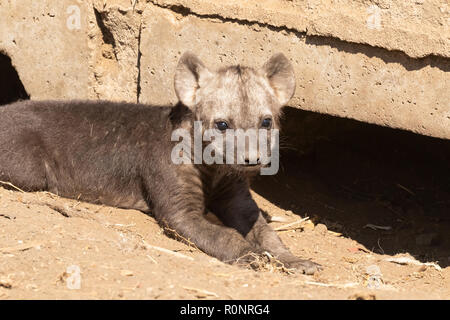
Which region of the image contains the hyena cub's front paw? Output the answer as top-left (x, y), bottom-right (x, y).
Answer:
top-left (281, 258), bottom-right (322, 275)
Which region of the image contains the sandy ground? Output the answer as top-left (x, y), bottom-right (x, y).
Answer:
top-left (0, 182), bottom-right (448, 300)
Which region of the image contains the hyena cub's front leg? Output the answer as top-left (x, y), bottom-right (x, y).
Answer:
top-left (210, 180), bottom-right (320, 274)
top-left (150, 172), bottom-right (264, 263)
top-left (161, 208), bottom-right (259, 264)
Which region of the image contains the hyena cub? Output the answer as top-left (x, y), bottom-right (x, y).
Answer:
top-left (0, 52), bottom-right (319, 274)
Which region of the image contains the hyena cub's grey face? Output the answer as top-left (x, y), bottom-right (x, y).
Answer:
top-left (174, 52), bottom-right (295, 170)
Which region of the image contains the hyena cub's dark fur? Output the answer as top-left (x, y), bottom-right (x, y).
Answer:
top-left (0, 52), bottom-right (319, 274)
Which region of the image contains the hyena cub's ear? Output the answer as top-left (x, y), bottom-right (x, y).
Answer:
top-left (261, 53), bottom-right (296, 106)
top-left (174, 52), bottom-right (213, 108)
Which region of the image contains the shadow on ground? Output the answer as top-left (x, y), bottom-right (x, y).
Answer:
top-left (252, 107), bottom-right (450, 268)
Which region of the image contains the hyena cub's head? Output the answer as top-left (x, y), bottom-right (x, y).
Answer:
top-left (174, 52), bottom-right (295, 175)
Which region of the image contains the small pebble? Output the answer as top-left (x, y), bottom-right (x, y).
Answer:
top-left (120, 270), bottom-right (134, 277)
top-left (315, 223), bottom-right (328, 235)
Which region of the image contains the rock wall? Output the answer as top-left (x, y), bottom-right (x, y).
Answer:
top-left (0, 0), bottom-right (449, 139)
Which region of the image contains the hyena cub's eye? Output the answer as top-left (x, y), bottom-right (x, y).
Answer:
top-left (261, 118), bottom-right (272, 129)
top-left (215, 121), bottom-right (229, 132)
